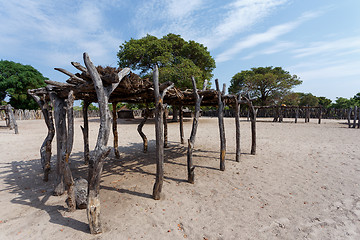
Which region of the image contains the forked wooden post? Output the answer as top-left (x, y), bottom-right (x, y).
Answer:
top-left (187, 77), bottom-right (207, 183)
top-left (152, 66), bottom-right (174, 199)
top-left (234, 94), bottom-right (241, 162)
top-left (28, 91), bottom-right (55, 181)
top-left (215, 79), bottom-right (226, 171)
top-left (137, 108), bottom-right (149, 153)
top-left (84, 53), bottom-right (129, 234)
top-left (179, 106), bottom-right (184, 144)
top-left (81, 101), bottom-right (90, 164)
top-left (112, 102), bottom-right (120, 158)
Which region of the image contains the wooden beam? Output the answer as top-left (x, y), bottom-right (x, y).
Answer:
top-left (215, 79), bottom-right (226, 171)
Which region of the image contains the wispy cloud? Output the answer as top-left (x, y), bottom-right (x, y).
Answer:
top-left (293, 36), bottom-right (360, 58)
top-left (202, 0), bottom-right (288, 49)
top-left (243, 41), bottom-right (298, 59)
top-left (216, 10), bottom-right (322, 62)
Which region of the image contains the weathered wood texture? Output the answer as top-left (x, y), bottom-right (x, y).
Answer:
top-left (5, 105), bottom-right (18, 134)
top-left (81, 101), bottom-right (90, 164)
top-left (112, 102), bottom-right (120, 158)
top-left (28, 91), bottom-right (55, 181)
top-left (84, 53), bottom-right (128, 234)
top-left (234, 94), bottom-right (241, 162)
top-left (187, 77), bottom-right (207, 183)
top-left (137, 108), bottom-right (150, 153)
top-left (164, 108), bottom-right (168, 148)
top-left (179, 106), bottom-right (184, 144)
top-left (152, 66), bottom-right (174, 199)
top-left (216, 79), bottom-right (226, 171)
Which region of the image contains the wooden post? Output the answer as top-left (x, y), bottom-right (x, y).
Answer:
top-left (49, 92), bottom-right (66, 196)
top-left (152, 66), bottom-right (174, 199)
top-left (295, 107), bottom-right (299, 123)
top-left (65, 91), bottom-right (74, 163)
top-left (28, 91), bottom-right (55, 181)
top-left (84, 53), bottom-right (129, 234)
top-left (353, 106), bottom-right (358, 128)
top-left (347, 108), bottom-right (352, 128)
top-left (279, 106), bottom-right (283, 122)
top-left (81, 101), bottom-right (90, 164)
top-left (187, 77), bottom-right (207, 183)
top-left (245, 96), bottom-right (256, 155)
top-left (234, 94), bottom-right (241, 162)
top-left (216, 79), bottom-right (226, 171)
top-left (6, 105), bottom-right (18, 134)
top-left (318, 106), bottom-right (322, 124)
top-left (137, 108), bottom-right (149, 153)
top-left (179, 106), bottom-right (184, 144)
top-left (112, 102), bottom-right (120, 158)
top-left (49, 90), bottom-right (76, 211)
top-left (163, 107), bottom-right (168, 148)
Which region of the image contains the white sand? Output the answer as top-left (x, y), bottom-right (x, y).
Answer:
top-left (0, 117), bottom-right (359, 239)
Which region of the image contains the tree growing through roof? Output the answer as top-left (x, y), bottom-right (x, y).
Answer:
top-left (117, 33), bottom-right (216, 89)
top-left (228, 66), bottom-right (302, 106)
top-left (0, 60), bottom-right (47, 109)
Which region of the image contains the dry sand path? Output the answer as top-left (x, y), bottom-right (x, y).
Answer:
top-left (0, 117), bottom-right (359, 239)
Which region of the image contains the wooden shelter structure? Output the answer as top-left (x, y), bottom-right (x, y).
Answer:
top-left (0, 104), bottom-right (18, 134)
top-left (28, 53), bottom-right (256, 234)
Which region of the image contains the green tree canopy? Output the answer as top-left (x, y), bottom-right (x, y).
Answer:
top-left (117, 33), bottom-right (216, 89)
top-left (229, 66), bottom-right (302, 106)
top-left (0, 60), bottom-right (47, 109)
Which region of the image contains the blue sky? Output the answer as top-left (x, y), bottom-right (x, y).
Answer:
top-left (1, 0), bottom-right (359, 101)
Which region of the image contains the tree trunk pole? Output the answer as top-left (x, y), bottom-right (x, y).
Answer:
top-left (112, 102), bottom-right (120, 158)
top-left (84, 53), bottom-right (129, 234)
top-left (179, 106), bottom-right (184, 144)
top-left (295, 107), bottom-right (299, 123)
top-left (152, 66), bottom-right (174, 199)
top-left (353, 106), bottom-right (358, 128)
top-left (49, 92), bottom-right (66, 196)
top-left (6, 105), bottom-right (18, 134)
top-left (164, 107), bottom-right (168, 148)
top-left (247, 99), bottom-right (257, 155)
top-left (216, 80), bottom-right (226, 171)
top-left (347, 108), bottom-right (352, 128)
top-left (187, 77), bottom-right (207, 183)
top-left (137, 108), bottom-right (149, 153)
top-left (28, 91), bottom-right (55, 181)
top-left (318, 106), bottom-right (322, 124)
top-left (234, 94), bottom-right (241, 162)
top-left (81, 101), bottom-right (90, 164)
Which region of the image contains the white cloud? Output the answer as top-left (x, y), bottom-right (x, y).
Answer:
top-left (166, 0), bottom-right (204, 18)
top-left (216, 10), bottom-right (322, 62)
top-left (293, 36), bottom-right (360, 58)
top-left (0, 0), bottom-right (123, 69)
top-left (243, 41), bottom-right (297, 59)
top-left (204, 0), bottom-right (288, 49)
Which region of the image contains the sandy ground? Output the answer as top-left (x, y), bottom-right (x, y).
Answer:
top-left (0, 116), bottom-right (359, 240)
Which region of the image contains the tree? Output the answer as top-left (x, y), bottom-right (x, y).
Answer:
top-left (117, 33), bottom-right (215, 89)
top-left (317, 96), bottom-right (332, 108)
top-left (0, 60), bottom-right (47, 109)
top-left (229, 66), bottom-right (302, 105)
top-left (331, 97), bottom-right (359, 109)
top-left (298, 93), bottom-right (319, 107)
